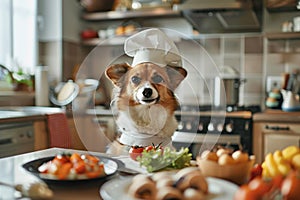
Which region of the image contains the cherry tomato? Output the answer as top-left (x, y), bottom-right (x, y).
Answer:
top-left (129, 146), bottom-right (144, 161)
top-left (281, 170), bottom-right (300, 200)
top-left (271, 174), bottom-right (284, 190)
top-left (248, 177), bottom-right (272, 196)
top-left (250, 164), bottom-right (263, 180)
top-left (234, 185), bottom-right (260, 200)
top-left (145, 145), bottom-right (154, 151)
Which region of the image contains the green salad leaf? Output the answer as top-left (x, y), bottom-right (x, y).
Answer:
top-left (136, 147), bottom-right (192, 172)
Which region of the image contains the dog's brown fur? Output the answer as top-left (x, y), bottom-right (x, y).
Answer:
top-left (106, 62), bottom-right (187, 148)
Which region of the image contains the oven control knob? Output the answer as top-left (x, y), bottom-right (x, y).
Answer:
top-left (186, 122), bottom-right (192, 130)
top-left (208, 123), bottom-right (214, 131)
top-left (198, 123), bottom-right (204, 131)
top-left (217, 123), bottom-right (224, 132)
top-left (225, 123), bottom-right (233, 133)
top-left (26, 131), bottom-right (33, 138)
top-left (177, 121), bottom-right (184, 130)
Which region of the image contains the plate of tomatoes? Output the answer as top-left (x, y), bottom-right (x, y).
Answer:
top-left (22, 152), bottom-right (120, 184)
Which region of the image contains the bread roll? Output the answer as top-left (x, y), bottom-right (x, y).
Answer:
top-left (156, 186), bottom-right (183, 200)
top-left (128, 175), bottom-right (156, 200)
top-left (183, 188), bottom-right (206, 200)
top-left (156, 177), bottom-right (174, 188)
top-left (175, 171), bottom-right (208, 194)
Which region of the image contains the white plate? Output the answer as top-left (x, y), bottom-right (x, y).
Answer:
top-left (100, 176), bottom-right (238, 200)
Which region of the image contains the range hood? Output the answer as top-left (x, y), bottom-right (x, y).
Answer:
top-left (174, 0), bottom-right (263, 33)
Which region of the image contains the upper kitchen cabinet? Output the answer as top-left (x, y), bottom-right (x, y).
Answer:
top-left (261, 0), bottom-right (300, 97)
top-left (266, 0), bottom-right (300, 12)
top-left (79, 0), bottom-right (191, 46)
top-left (80, 7), bottom-right (182, 46)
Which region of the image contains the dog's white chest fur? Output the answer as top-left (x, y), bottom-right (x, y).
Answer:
top-left (116, 104), bottom-right (178, 141)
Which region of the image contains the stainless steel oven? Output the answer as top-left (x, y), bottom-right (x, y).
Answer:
top-left (0, 122), bottom-right (34, 158)
top-left (172, 106), bottom-right (253, 158)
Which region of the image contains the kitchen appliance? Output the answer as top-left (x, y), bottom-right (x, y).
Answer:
top-left (214, 66), bottom-right (246, 107)
top-left (50, 79), bottom-right (99, 110)
top-left (281, 90), bottom-right (300, 111)
top-left (174, 0), bottom-right (263, 33)
top-left (0, 122), bottom-right (34, 158)
top-left (172, 105), bottom-right (258, 158)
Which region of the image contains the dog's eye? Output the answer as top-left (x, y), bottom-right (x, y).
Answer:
top-left (131, 76), bottom-right (141, 84)
top-left (152, 75), bottom-right (164, 84)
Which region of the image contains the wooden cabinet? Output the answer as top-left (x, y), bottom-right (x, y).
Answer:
top-left (264, 132), bottom-right (300, 155)
top-left (253, 121), bottom-right (300, 163)
top-left (67, 117), bottom-right (86, 150)
top-left (33, 120), bottom-right (48, 150)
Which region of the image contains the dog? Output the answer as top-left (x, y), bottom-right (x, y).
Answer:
top-left (105, 62), bottom-right (187, 155)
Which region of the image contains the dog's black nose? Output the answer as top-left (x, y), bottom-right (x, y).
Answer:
top-left (142, 88), bottom-right (153, 98)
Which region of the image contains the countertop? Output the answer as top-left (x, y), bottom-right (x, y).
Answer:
top-left (253, 109), bottom-right (300, 123)
top-left (0, 148), bottom-right (142, 200)
top-left (0, 106), bottom-right (63, 123)
top-left (2, 106), bottom-right (300, 123)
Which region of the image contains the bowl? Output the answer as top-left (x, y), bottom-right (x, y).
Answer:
top-left (197, 156), bottom-right (255, 185)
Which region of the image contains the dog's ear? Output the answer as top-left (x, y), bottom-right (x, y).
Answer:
top-left (166, 66), bottom-right (187, 89)
top-left (105, 63), bottom-right (132, 87)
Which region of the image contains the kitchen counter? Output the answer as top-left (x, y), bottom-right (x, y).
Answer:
top-left (0, 148), bottom-right (140, 200)
top-left (253, 109), bottom-right (300, 123)
top-left (0, 106), bottom-right (63, 123)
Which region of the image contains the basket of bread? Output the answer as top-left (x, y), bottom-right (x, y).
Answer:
top-left (196, 147), bottom-right (255, 185)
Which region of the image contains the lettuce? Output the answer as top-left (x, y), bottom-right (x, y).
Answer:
top-left (136, 147), bottom-right (192, 172)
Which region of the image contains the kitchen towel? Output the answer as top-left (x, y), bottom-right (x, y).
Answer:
top-left (46, 113), bottom-right (72, 148)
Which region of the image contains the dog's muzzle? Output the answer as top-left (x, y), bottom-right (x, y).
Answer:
top-left (135, 84), bottom-right (159, 105)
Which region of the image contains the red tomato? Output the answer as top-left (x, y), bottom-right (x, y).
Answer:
top-left (250, 164), bottom-right (263, 180)
top-left (248, 177), bottom-right (272, 196)
top-left (129, 146), bottom-right (144, 161)
top-left (271, 174), bottom-right (284, 190)
top-left (281, 170), bottom-right (300, 200)
top-left (234, 185), bottom-right (260, 200)
top-left (145, 145), bottom-right (154, 151)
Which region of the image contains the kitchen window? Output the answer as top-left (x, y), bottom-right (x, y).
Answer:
top-left (0, 0), bottom-right (37, 75)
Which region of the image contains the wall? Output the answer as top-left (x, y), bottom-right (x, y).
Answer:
top-left (173, 34), bottom-right (263, 106)
top-left (38, 1), bottom-right (300, 107)
top-left (38, 0), bottom-right (62, 85)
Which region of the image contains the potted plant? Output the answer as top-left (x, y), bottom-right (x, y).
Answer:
top-left (0, 64), bottom-right (33, 92)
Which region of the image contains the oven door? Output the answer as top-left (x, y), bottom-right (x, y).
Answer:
top-left (172, 131), bottom-right (241, 158)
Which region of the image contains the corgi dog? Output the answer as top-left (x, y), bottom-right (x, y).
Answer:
top-left (105, 62), bottom-right (187, 154)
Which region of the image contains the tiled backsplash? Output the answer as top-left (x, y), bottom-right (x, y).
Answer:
top-left (39, 33), bottom-right (300, 108)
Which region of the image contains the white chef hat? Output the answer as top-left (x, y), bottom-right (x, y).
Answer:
top-left (124, 28), bottom-right (182, 67)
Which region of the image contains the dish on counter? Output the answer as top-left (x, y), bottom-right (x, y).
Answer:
top-left (100, 176), bottom-right (238, 200)
top-left (22, 153), bottom-right (120, 184)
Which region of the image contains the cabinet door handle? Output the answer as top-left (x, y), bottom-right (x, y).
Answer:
top-left (265, 125), bottom-right (290, 131)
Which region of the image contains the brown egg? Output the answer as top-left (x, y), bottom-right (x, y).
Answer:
top-left (232, 150), bottom-right (249, 163)
top-left (218, 154), bottom-right (236, 165)
top-left (200, 150), bottom-right (218, 162)
top-left (216, 148), bottom-right (231, 157)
